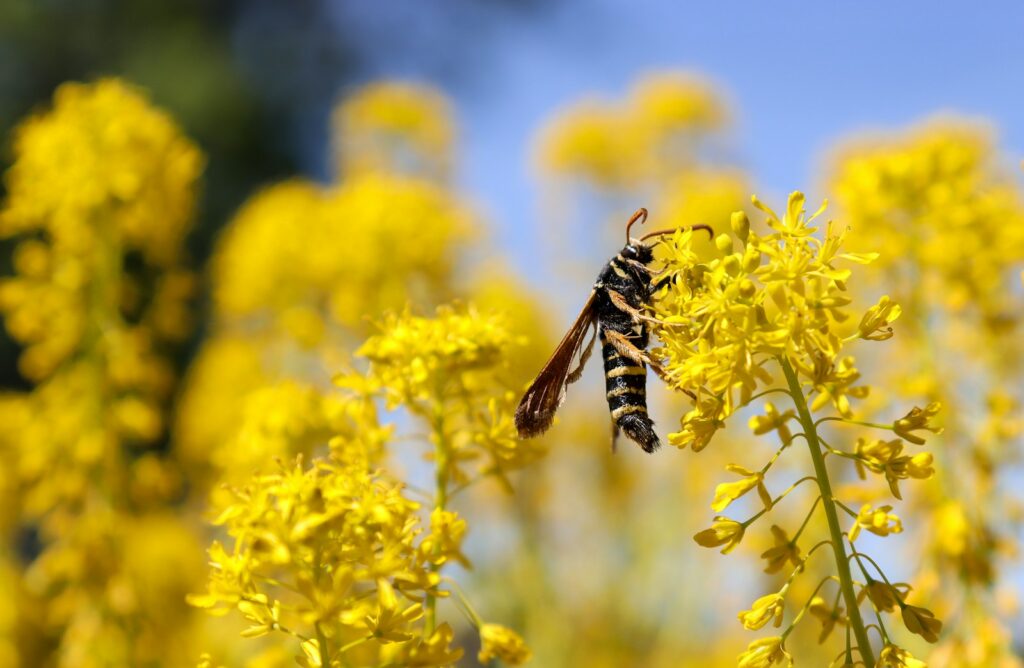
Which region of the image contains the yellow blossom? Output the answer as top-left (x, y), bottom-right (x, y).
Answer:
top-left (901, 603), bottom-right (943, 643)
top-left (333, 81), bottom-right (453, 179)
top-left (653, 193), bottom-right (876, 429)
top-left (668, 400), bottom-right (725, 452)
top-left (737, 636), bottom-right (793, 668)
top-left (399, 623), bottom-right (465, 666)
top-left (857, 295), bottom-right (902, 341)
top-left (749, 402), bottom-right (796, 444)
top-left (892, 402), bottom-right (943, 445)
top-left (357, 304), bottom-right (516, 406)
top-left (419, 509), bottom-right (471, 568)
top-left (711, 464), bottom-right (770, 512)
top-left (878, 643), bottom-right (927, 668)
top-left (478, 623), bottom-right (532, 665)
top-left (0, 78), bottom-right (203, 665)
top-left (760, 525), bottom-right (802, 574)
top-left (737, 593), bottom-right (785, 630)
top-left (860, 579), bottom-right (908, 612)
top-left (849, 504), bottom-right (904, 541)
top-left (694, 516), bottom-right (745, 554)
top-left (808, 596), bottom-right (847, 643)
top-left (536, 100), bottom-right (641, 187)
top-left (652, 191), bottom-right (943, 666)
top-left (854, 438), bottom-right (935, 499)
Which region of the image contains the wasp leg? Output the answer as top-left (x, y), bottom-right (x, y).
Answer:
top-left (611, 419), bottom-right (620, 454)
top-left (650, 272), bottom-right (678, 293)
top-left (607, 287), bottom-right (691, 329)
top-left (566, 321), bottom-right (597, 385)
top-left (603, 328), bottom-right (697, 401)
top-left (606, 289), bottom-right (679, 327)
top-left (602, 328), bottom-right (652, 365)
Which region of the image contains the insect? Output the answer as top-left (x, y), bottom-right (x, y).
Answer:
top-left (514, 208), bottom-right (712, 453)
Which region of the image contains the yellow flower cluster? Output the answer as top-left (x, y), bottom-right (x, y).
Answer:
top-left (192, 305), bottom-right (537, 665)
top-left (190, 456), bottom-right (464, 667)
top-left (829, 120), bottom-right (1024, 324)
top-left (357, 304), bottom-right (515, 404)
top-left (212, 175), bottom-right (471, 338)
top-left (653, 193), bottom-right (879, 447)
top-left (0, 79), bottom-right (205, 665)
top-left (175, 86), bottom-right (479, 480)
top-left (353, 305), bottom-right (546, 483)
top-left (830, 120), bottom-right (1024, 666)
top-left (538, 72), bottom-right (728, 187)
top-left (653, 193), bottom-right (942, 666)
top-left (333, 81), bottom-right (454, 179)
top-left (0, 78), bottom-right (201, 380)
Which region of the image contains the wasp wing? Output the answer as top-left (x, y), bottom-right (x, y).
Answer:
top-left (514, 291), bottom-right (598, 438)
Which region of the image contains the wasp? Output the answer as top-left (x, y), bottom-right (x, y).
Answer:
top-left (514, 209), bottom-right (711, 453)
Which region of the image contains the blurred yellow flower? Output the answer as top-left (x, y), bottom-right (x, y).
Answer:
top-left (694, 516), bottom-right (745, 554)
top-left (849, 504), bottom-right (903, 541)
top-left (879, 643), bottom-right (927, 668)
top-left (737, 593), bottom-right (785, 631)
top-left (901, 603), bottom-right (943, 643)
top-left (737, 636), bottom-right (793, 668)
top-left (760, 525), bottom-right (802, 574)
top-left (333, 81), bottom-right (454, 179)
top-left (478, 623), bottom-right (532, 665)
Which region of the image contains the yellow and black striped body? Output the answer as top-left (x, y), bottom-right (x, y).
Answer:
top-left (594, 245), bottom-right (660, 452)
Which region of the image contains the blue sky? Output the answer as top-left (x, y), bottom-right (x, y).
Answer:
top-left (327, 2), bottom-right (1024, 275)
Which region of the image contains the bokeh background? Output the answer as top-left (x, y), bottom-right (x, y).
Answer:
top-left (2, 2), bottom-right (1023, 666)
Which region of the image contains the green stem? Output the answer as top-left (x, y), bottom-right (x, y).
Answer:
top-left (425, 402), bottom-right (449, 636)
top-left (316, 623), bottom-right (330, 667)
top-left (780, 357), bottom-right (875, 668)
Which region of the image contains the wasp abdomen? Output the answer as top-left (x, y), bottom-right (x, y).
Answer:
top-left (600, 330), bottom-right (660, 453)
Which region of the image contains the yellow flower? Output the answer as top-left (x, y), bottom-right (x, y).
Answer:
top-left (849, 504), bottom-right (903, 541)
top-left (419, 509), bottom-right (471, 568)
top-left (901, 603), bottom-right (943, 643)
top-left (211, 174), bottom-right (472, 332)
top-left (878, 643), bottom-right (927, 667)
top-left (893, 402), bottom-right (943, 445)
top-left (737, 636), bottom-right (793, 668)
top-left (860, 579), bottom-right (907, 612)
top-left (737, 593), bottom-right (785, 630)
top-left (357, 304), bottom-right (516, 406)
top-left (628, 71), bottom-right (728, 137)
top-left (535, 100), bottom-right (641, 187)
top-left (478, 623), bottom-right (532, 665)
top-left (332, 81), bottom-right (453, 178)
top-left (668, 401), bottom-right (724, 452)
top-left (808, 596), bottom-right (846, 643)
top-left (854, 438), bottom-right (935, 499)
top-left (0, 79), bottom-right (204, 666)
top-left (830, 119), bottom-right (1024, 324)
top-left (857, 295), bottom-right (902, 341)
top-left (654, 192), bottom-right (878, 441)
top-left (694, 516), bottom-right (745, 554)
top-left (399, 623), bottom-right (464, 666)
top-left (805, 355), bottom-right (869, 418)
top-left (760, 525), bottom-right (802, 574)
top-left (748, 402), bottom-right (796, 444)
top-left (711, 464), bottom-right (770, 512)
top-left (366, 582), bottom-right (424, 643)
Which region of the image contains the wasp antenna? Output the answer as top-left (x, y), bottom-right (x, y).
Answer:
top-left (625, 207), bottom-right (649, 245)
top-left (640, 224), bottom-right (714, 243)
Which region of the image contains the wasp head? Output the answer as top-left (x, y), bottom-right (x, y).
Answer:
top-left (622, 241), bottom-right (655, 265)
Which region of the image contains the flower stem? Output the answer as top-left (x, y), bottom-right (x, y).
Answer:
top-left (780, 357), bottom-right (875, 668)
top-left (425, 402), bottom-right (449, 636)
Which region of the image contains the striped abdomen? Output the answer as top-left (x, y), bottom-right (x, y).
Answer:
top-left (600, 328), bottom-right (660, 452)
